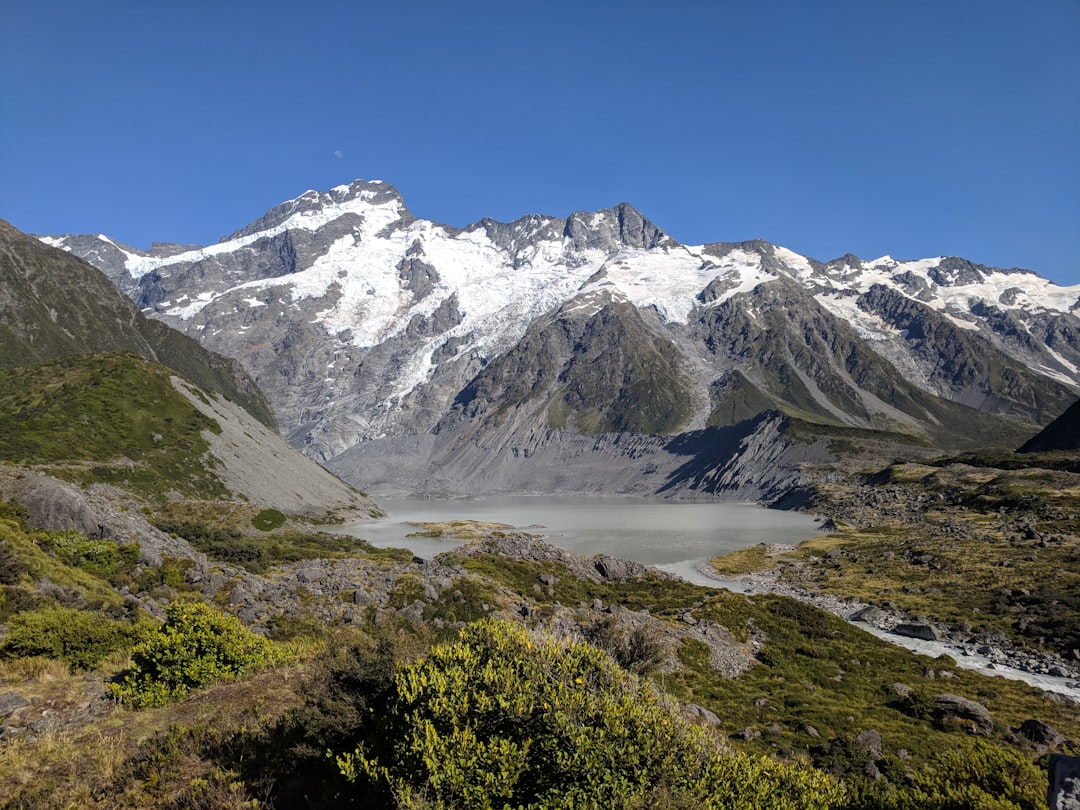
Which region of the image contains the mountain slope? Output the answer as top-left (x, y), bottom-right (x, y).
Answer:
top-left (0, 352), bottom-right (378, 517)
top-left (41, 181), bottom-right (1080, 496)
top-left (1, 219), bottom-right (274, 428)
top-left (1018, 398), bottom-right (1080, 452)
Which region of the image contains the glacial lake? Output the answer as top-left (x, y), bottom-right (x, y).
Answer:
top-left (341, 496), bottom-right (1080, 698)
top-left (341, 496), bottom-right (822, 583)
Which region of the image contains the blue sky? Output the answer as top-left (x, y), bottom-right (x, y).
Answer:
top-left (2, 1), bottom-right (1077, 283)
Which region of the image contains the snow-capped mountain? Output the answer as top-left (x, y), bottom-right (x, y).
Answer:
top-left (41, 180), bottom-right (1080, 497)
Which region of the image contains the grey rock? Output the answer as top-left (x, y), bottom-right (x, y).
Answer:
top-left (0, 692), bottom-right (30, 718)
top-left (1021, 718), bottom-right (1066, 747)
top-left (855, 729), bottom-right (883, 760)
top-left (16, 476), bottom-right (100, 535)
top-left (933, 693), bottom-right (993, 735)
top-left (892, 622), bottom-right (939, 641)
top-left (890, 683), bottom-right (912, 699)
top-left (681, 703), bottom-right (720, 725)
top-left (849, 605), bottom-right (886, 625)
top-left (1049, 754), bottom-right (1080, 810)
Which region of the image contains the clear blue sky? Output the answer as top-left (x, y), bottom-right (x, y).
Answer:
top-left (2, 1), bottom-right (1077, 283)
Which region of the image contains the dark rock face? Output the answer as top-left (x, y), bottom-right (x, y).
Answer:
top-left (932, 693), bottom-right (993, 735)
top-left (1049, 754), bottom-right (1080, 810)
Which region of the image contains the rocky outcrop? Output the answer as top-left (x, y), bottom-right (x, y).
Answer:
top-left (1049, 754), bottom-right (1080, 810)
top-left (932, 693), bottom-right (994, 735)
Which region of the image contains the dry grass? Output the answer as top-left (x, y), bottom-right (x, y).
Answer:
top-left (405, 519), bottom-right (517, 541)
top-left (0, 663), bottom-right (311, 808)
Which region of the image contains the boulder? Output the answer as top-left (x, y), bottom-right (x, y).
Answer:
top-left (892, 622), bottom-right (939, 641)
top-left (849, 605), bottom-right (886, 625)
top-left (681, 703), bottom-right (720, 725)
top-left (1021, 718), bottom-right (1066, 747)
top-left (594, 556), bottom-right (631, 581)
top-left (855, 729), bottom-right (883, 760)
top-left (1049, 754), bottom-right (1080, 810)
top-left (0, 691), bottom-right (30, 718)
top-left (933, 693), bottom-right (993, 735)
top-left (17, 476), bottom-right (100, 535)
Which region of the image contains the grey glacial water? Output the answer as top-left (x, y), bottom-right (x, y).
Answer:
top-left (343, 496), bottom-right (820, 574)
top-left (343, 495), bottom-right (1080, 700)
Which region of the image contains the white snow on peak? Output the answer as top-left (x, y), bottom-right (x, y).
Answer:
top-left (128, 193), bottom-right (407, 281)
top-left (803, 252), bottom-right (1080, 328)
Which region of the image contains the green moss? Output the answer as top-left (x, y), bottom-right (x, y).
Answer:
top-left (252, 508), bottom-right (287, 531)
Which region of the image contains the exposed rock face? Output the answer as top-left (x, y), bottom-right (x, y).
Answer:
top-left (1049, 754), bottom-right (1080, 810)
top-left (933, 693), bottom-right (993, 735)
top-left (39, 181), bottom-right (1080, 496)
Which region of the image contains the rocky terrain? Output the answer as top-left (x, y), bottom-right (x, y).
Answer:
top-left (709, 450), bottom-right (1080, 694)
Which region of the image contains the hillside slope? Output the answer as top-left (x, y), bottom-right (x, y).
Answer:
top-left (0, 219), bottom-right (274, 428)
top-left (0, 353), bottom-right (378, 520)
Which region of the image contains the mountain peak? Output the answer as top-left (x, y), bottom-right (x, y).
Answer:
top-left (562, 202), bottom-right (673, 252)
top-left (223, 179), bottom-right (411, 242)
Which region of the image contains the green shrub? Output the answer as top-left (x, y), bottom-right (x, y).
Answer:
top-left (0, 540), bottom-right (27, 585)
top-left (847, 739), bottom-right (1045, 809)
top-left (252, 509), bottom-right (287, 531)
top-left (0, 499), bottom-right (30, 532)
top-left (266, 635), bottom-right (399, 807)
top-left (40, 530), bottom-right (140, 578)
top-left (1, 606), bottom-right (144, 669)
top-left (110, 601), bottom-right (278, 707)
top-left (336, 618), bottom-right (844, 809)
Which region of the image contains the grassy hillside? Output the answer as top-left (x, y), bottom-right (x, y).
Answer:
top-left (0, 507), bottom-right (1073, 808)
top-left (715, 454), bottom-right (1080, 661)
top-left (0, 219), bottom-right (274, 428)
top-left (0, 353), bottom-right (230, 500)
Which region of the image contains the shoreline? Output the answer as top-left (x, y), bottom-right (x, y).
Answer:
top-left (693, 558), bottom-right (1080, 702)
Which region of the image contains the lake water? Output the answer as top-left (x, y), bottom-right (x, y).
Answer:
top-left (341, 496), bottom-right (1080, 699)
top-left (341, 495), bottom-right (821, 582)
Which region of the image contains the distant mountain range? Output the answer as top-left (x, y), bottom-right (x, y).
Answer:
top-left (37, 180), bottom-right (1080, 498)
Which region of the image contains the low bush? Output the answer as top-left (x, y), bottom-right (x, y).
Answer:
top-left (110, 600), bottom-right (279, 707)
top-left (1, 606), bottom-right (145, 670)
top-left (847, 739), bottom-right (1045, 809)
top-left (335, 618), bottom-right (844, 809)
top-left (39, 530), bottom-right (140, 579)
top-left (251, 508), bottom-right (287, 531)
